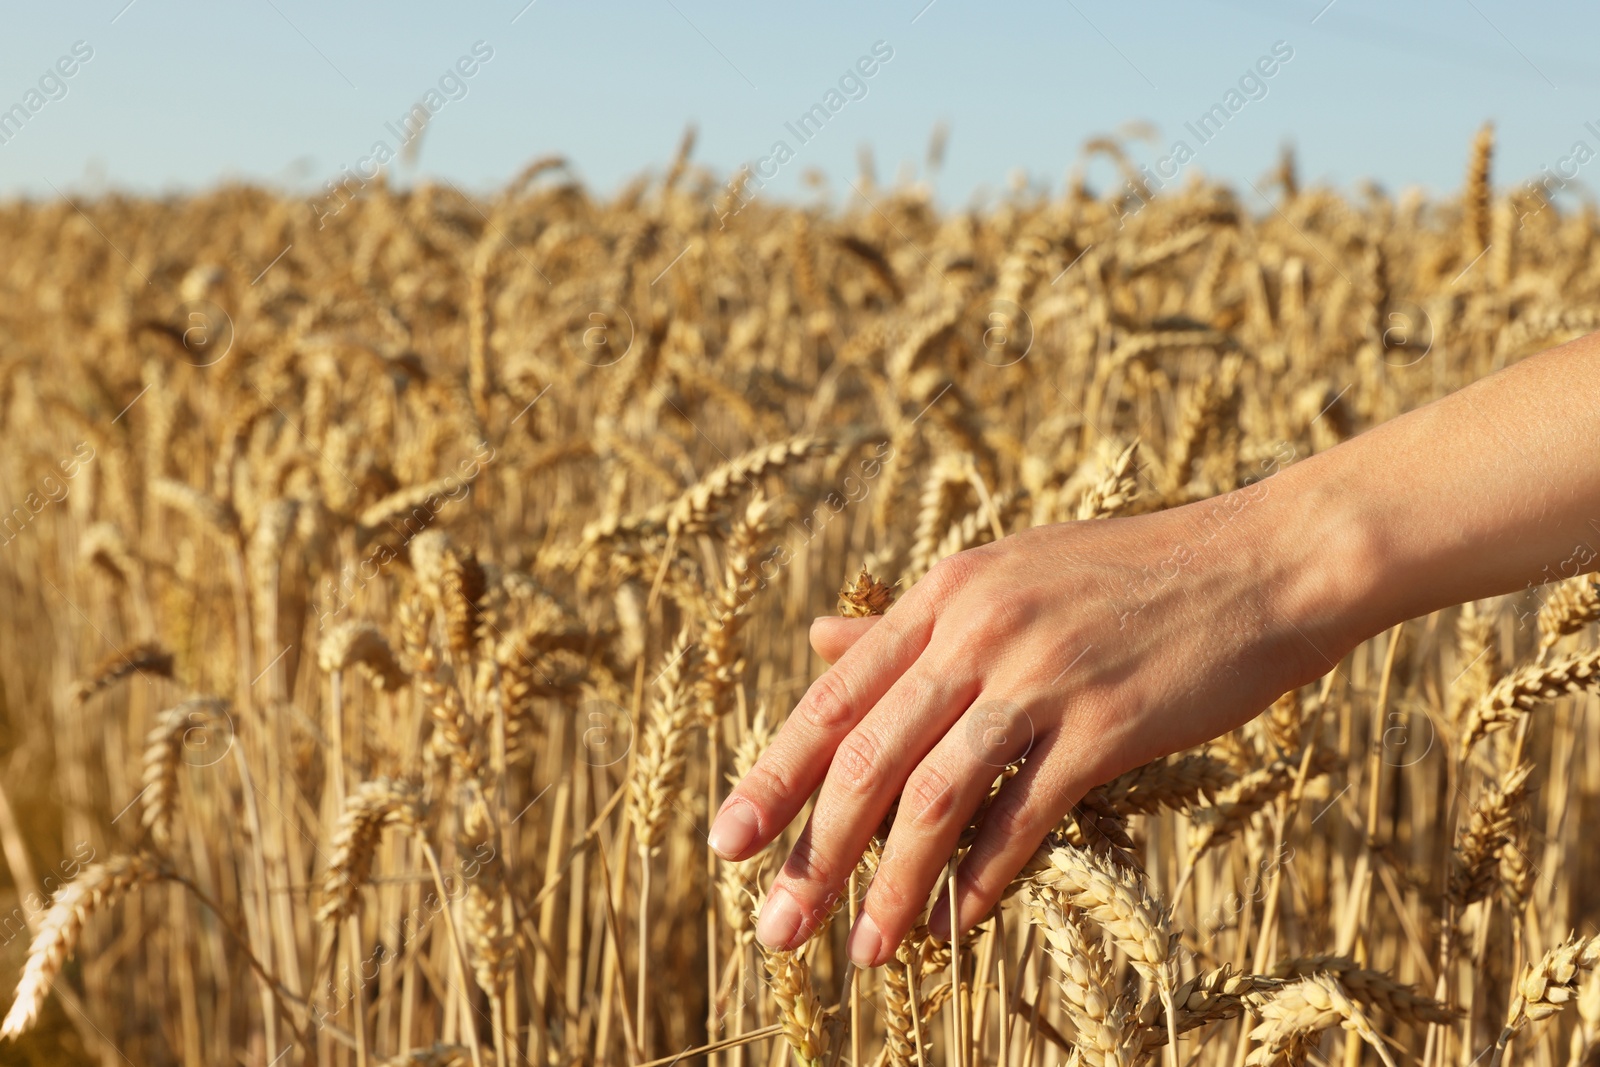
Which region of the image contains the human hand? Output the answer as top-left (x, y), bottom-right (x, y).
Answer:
top-left (706, 481), bottom-right (1369, 968)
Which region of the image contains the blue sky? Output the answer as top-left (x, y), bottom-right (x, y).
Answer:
top-left (0, 0), bottom-right (1595, 208)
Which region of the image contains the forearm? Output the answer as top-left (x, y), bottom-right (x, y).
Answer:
top-left (1263, 334), bottom-right (1600, 658)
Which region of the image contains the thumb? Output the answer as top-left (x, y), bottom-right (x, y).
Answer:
top-left (809, 615), bottom-right (881, 664)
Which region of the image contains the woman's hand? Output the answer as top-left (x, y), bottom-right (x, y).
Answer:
top-left (704, 332), bottom-right (1600, 970)
top-left (707, 475), bottom-right (1375, 968)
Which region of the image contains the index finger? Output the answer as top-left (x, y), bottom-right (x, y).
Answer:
top-left (707, 600), bottom-right (933, 862)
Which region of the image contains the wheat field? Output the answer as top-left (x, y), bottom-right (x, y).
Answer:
top-left (1, 126), bottom-right (1599, 1067)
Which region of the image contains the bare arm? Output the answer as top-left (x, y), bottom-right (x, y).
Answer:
top-left (709, 333), bottom-right (1600, 967)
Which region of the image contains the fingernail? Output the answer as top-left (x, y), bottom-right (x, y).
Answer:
top-left (848, 911), bottom-right (884, 968)
top-left (708, 799), bottom-right (759, 859)
top-left (756, 887), bottom-right (804, 950)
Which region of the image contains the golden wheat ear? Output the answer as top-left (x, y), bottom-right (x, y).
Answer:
top-left (1, 854), bottom-right (163, 1040)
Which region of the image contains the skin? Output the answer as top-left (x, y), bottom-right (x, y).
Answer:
top-left (707, 333), bottom-right (1600, 968)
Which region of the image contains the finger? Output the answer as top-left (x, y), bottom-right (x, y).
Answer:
top-left (926, 730), bottom-right (1084, 942)
top-left (810, 615), bottom-right (880, 664)
top-left (757, 656), bottom-right (979, 951)
top-left (846, 697), bottom-right (1038, 967)
top-left (708, 567), bottom-right (957, 863)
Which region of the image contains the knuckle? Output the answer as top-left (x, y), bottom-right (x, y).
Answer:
top-left (903, 764), bottom-right (959, 828)
top-left (958, 861), bottom-right (1012, 912)
top-left (829, 730), bottom-right (886, 797)
top-left (741, 756), bottom-right (799, 814)
top-left (937, 590), bottom-right (1028, 652)
top-left (798, 671), bottom-right (856, 733)
top-left (866, 865), bottom-right (914, 915)
top-left (781, 836), bottom-right (838, 888)
top-left (971, 589), bottom-right (1028, 635)
top-left (964, 700), bottom-right (1034, 765)
top-left (982, 793), bottom-right (1036, 842)
top-left (924, 552), bottom-right (980, 605)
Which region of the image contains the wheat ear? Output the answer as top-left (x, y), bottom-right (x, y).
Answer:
top-left (318, 621), bottom-right (409, 691)
top-left (1030, 843), bottom-right (1180, 1060)
top-left (1022, 888), bottom-right (1138, 1067)
top-left (883, 935), bottom-right (928, 1067)
top-left (410, 529), bottom-right (486, 657)
top-left (628, 628), bottom-right (702, 852)
top-left (74, 640), bottom-right (175, 703)
top-left (1187, 752), bottom-right (1329, 861)
top-left (1, 853), bottom-right (162, 1039)
top-left (764, 945), bottom-right (829, 1067)
top-left (141, 697), bottom-right (230, 848)
top-left (837, 566), bottom-right (896, 618)
top-left (666, 436), bottom-right (831, 538)
top-left (1461, 648), bottom-right (1600, 753)
top-left (1492, 934), bottom-right (1600, 1067)
top-left (1448, 603), bottom-right (1501, 729)
top-left (1136, 966), bottom-right (1286, 1052)
top-left (1098, 753), bottom-right (1238, 816)
top-left (1245, 974), bottom-right (1397, 1067)
top-left (1463, 122), bottom-right (1494, 256)
top-left (1538, 575), bottom-right (1600, 655)
top-left (1447, 763), bottom-right (1534, 908)
top-left (1271, 955), bottom-right (1458, 1025)
top-left (1076, 440), bottom-right (1141, 520)
top-left (318, 778), bottom-right (425, 926)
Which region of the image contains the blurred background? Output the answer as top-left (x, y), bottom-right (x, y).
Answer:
top-left (0, 0), bottom-right (1595, 203)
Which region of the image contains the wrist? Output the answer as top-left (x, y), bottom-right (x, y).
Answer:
top-left (1232, 452), bottom-right (1399, 685)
